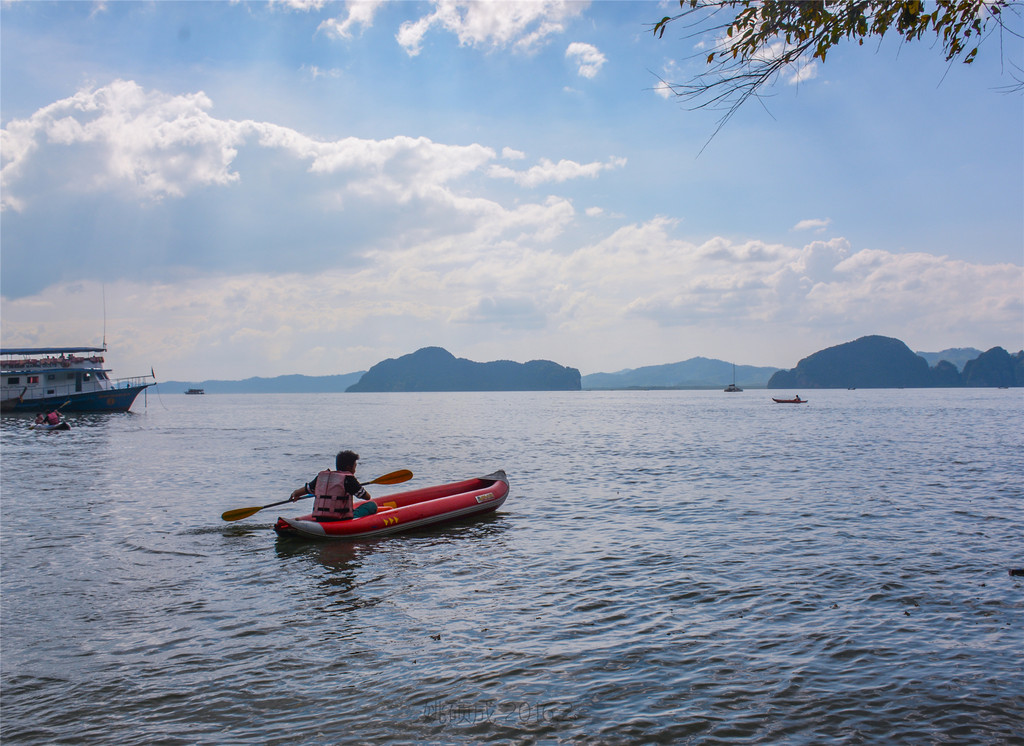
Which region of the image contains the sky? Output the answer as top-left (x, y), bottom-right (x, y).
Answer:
top-left (1, 0), bottom-right (1022, 381)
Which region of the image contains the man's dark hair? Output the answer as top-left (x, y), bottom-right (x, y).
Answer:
top-left (335, 450), bottom-right (359, 471)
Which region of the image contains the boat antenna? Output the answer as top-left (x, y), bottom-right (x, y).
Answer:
top-left (102, 284), bottom-right (108, 351)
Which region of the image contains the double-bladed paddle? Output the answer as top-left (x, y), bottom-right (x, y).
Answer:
top-left (220, 469), bottom-right (413, 522)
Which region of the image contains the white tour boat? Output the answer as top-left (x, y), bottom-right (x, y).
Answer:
top-left (1, 346), bottom-right (154, 413)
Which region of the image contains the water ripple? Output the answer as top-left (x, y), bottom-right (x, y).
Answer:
top-left (2, 390), bottom-right (1022, 744)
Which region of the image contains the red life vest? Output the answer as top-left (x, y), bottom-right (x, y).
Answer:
top-left (311, 470), bottom-right (355, 521)
top-left (46, 411), bottom-right (60, 425)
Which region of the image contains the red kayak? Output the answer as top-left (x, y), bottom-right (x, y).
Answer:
top-left (274, 470), bottom-right (509, 540)
top-left (772, 396), bottom-right (807, 404)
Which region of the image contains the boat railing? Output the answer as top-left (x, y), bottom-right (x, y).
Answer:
top-left (1, 356), bottom-right (106, 370)
top-left (111, 375), bottom-right (154, 390)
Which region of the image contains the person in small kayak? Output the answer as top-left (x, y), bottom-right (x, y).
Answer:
top-left (289, 449), bottom-right (378, 522)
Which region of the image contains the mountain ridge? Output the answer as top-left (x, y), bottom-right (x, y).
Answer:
top-left (156, 339), bottom-right (1021, 392)
top-left (768, 336), bottom-right (1023, 389)
top-left (346, 346), bottom-right (581, 392)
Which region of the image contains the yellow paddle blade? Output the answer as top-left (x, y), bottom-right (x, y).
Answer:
top-left (367, 469), bottom-right (413, 485)
top-left (221, 506), bottom-right (264, 522)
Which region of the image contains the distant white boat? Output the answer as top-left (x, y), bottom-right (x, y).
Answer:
top-left (724, 363), bottom-right (743, 392)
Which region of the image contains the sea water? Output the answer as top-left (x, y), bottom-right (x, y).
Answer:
top-left (1, 388), bottom-right (1022, 744)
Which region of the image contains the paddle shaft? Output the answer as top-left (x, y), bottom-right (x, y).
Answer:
top-left (221, 469), bottom-right (412, 522)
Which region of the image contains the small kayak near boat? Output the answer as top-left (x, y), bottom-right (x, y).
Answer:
top-left (274, 469), bottom-right (509, 540)
top-left (31, 421), bottom-right (71, 431)
top-left (772, 396), bottom-right (807, 404)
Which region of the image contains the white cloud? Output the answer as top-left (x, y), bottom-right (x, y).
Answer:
top-left (3, 225), bottom-right (1021, 379)
top-left (318, 0), bottom-right (385, 39)
top-left (488, 155), bottom-right (626, 187)
top-left (250, 122), bottom-right (497, 202)
top-left (654, 60), bottom-right (681, 100)
top-left (450, 295), bottom-right (547, 330)
top-left (787, 59), bottom-right (819, 85)
top-left (565, 42), bottom-right (606, 78)
top-left (1, 80), bottom-right (245, 209)
top-left (1, 80), bottom-right (502, 212)
top-left (793, 218), bottom-right (831, 232)
top-left (272, 0), bottom-right (328, 10)
top-left (396, 0), bottom-right (587, 56)
top-left (301, 65), bottom-right (342, 79)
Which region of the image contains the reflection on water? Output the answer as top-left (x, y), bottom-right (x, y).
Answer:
top-left (2, 390), bottom-right (1022, 745)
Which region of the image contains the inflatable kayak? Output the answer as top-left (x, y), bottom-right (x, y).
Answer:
top-left (31, 421), bottom-right (71, 431)
top-left (274, 470), bottom-right (509, 540)
top-left (772, 396), bottom-right (807, 404)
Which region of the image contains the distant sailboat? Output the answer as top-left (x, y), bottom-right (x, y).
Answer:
top-left (724, 363), bottom-right (742, 392)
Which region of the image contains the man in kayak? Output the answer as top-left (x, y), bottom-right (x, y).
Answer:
top-left (36, 410), bottom-right (61, 426)
top-left (289, 449), bottom-right (378, 522)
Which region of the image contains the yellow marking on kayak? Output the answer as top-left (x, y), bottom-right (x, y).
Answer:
top-left (382, 515), bottom-right (400, 527)
top-left (475, 492), bottom-right (497, 503)
top-left (381, 501), bottom-right (397, 509)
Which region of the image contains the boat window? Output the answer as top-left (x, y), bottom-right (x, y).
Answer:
top-left (47, 389), bottom-right (55, 395)
top-left (96, 371), bottom-right (107, 380)
top-left (28, 376), bottom-right (39, 384)
top-left (7, 377), bottom-right (19, 384)
top-left (83, 372), bottom-right (93, 382)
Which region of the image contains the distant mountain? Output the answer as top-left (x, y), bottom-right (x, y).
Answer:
top-left (156, 372), bottom-right (365, 394)
top-left (961, 347), bottom-right (1024, 387)
top-left (346, 347), bottom-right (581, 392)
top-left (915, 347), bottom-right (982, 371)
top-left (154, 338), bottom-right (1021, 394)
top-left (768, 336), bottom-right (935, 389)
top-left (768, 335), bottom-right (1023, 388)
top-left (582, 357), bottom-right (779, 390)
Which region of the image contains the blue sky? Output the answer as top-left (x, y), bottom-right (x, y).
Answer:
top-left (2, 0), bottom-right (1022, 381)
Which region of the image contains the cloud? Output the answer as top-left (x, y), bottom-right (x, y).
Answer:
top-left (488, 156), bottom-right (626, 187)
top-left (1, 80), bottom-right (245, 210)
top-left (396, 0), bottom-right (587, 56)
top-left (787, 59), bottom-right (819, 85)
top-left (3, 224), bottom-right (1021, 379)
top-left (272, 0), bottom-right (329, 10)
top-left (565, 42), bottom-right (606, 78)
top-left (1, 80), bottom-right (503, 211)
top-left (793, 218), bottom-right (831, 232)
top-left (654, 60), bottom-right (682, 100)
top-left (318, 0), bottom-right (385, 39)
top-left (450, 295), bottom-right (547, 330)
top-left (555, 220), bottom-right (1023, 347)
top-left (301, 64), bottom-right (342, 79)
top-left (1, 80), bottom-right (605, 298)
top-left (250, 121), bottom-right (497, 202)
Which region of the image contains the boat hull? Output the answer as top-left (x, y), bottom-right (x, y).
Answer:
top-left (30, 421), bottom-right (71, 431)
top-left (274, 470), bottom-right (509, 540)
top-left (1, 385), bottom-right (151, 413)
